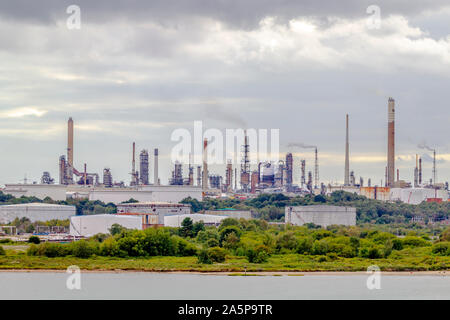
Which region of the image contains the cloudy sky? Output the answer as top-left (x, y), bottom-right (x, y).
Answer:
top-left (0, 0), bottom-right (449, 186)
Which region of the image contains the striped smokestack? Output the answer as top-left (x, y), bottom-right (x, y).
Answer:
top-left (387, 98), bottom-right (395, 187)
top-left (154, 148), bottom-right (159, 185)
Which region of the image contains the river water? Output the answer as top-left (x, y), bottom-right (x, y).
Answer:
top-left (0, 272), bottom-right (448, 299)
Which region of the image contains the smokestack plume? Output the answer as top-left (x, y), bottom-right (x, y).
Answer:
top-left (154, 148), bottom-right (159, 185)
top-left (387, 97), bottom-right (395, 187)
top-left (344, 114), bottom-right (350, 186)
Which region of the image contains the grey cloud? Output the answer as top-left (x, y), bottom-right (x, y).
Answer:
top-left (1, 0), bottom-right (450, 28)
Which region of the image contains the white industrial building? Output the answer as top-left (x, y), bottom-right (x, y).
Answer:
top-left (205, 209), bottom-right (252, 220)
top-left (90, 185), bottom-right (202, 204)
top-left (285, 205), bottom-right (356, 228)
top-left (390, 188), bottom-right (448, 205)
top-left (0, 203), bottom-right (75, 224)
top-left (164, 214), bottom-right (228, 227)
top-left (117, 202), bottom-right (191, 225)
top-left (69, 214), bottom-right (142, 237)
top-left (2, 184), bottom-right (202, 204)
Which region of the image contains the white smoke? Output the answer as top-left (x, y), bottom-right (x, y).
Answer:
top-left (287, 142), bottom-right (316, 149)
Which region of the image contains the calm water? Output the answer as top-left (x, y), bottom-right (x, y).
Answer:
top-left (0, 272), bottom-right (449, 299)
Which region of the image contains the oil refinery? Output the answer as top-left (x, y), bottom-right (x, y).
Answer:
top-left (0, 98), bottom-right (448, 205)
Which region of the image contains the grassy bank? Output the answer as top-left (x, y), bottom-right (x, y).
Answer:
top-left (0, 245), bottom-right (448, 272)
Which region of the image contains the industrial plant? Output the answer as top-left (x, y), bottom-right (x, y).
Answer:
top-left (0, 97), bottom-right (449, 207)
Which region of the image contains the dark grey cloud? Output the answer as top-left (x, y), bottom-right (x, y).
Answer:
top-left (1, 0), bottom-right (449, 28)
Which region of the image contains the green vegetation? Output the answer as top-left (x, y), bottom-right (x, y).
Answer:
top-left (28, 236), bottom-right (40, 244)
top-left (181, 192), bottom-right (450, 228)
top-left (0, 218), bottom-right (447, 272)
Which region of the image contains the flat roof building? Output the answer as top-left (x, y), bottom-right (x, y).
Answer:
top-left (285, 205), bottom-right (356, 228)
top-left (0, 203), bottom-right (75, 224)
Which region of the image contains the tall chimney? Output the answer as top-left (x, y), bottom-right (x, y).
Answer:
top-left (131, 142), bottom-right (136, 186)
top-left (387, 97), bottom-right (395, 187)
top-left (344, 114), bottom-right (350, 186)
top-left (419, 157), bottom-right (422, 185)
top-left (433, 149), bottom-right (436, 185)
top-left (314, 147), bottom-right (319, 189)
top-left (202, 138), bottom-right (208, 192)
top-left (154, 148), bottom-right (159, 185)
top-left (414, 154), bottom-right (419, 187)
top-left (67, 117), bottom-right (74, 182)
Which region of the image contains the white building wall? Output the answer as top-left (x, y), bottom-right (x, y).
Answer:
top-left (89, 186), bottom-right (202, 204)
top-left (0, 203), bottom-right (75, 224)
top-left (285, 205), bottom-right (356, 228)
top-left (205, 210), bottom-right (252, 220)
top-left (164, 214), bottom-right (227, 227)
top-left (3, 184), bottom-right (68, 201)
top-left (390, 188), bottom-right (449, 205)
top-left (117, 203), bottom-right (191, 224)
top-left (69, 214), bottom-right (142, 237)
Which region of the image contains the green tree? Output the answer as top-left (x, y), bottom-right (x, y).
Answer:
top-left (109, 223), bottom-right (127, 236)
top-left (180, 217), bottom-right (194, 237)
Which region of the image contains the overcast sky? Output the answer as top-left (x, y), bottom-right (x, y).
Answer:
top-left (0, 0), bottom-right (449, 186)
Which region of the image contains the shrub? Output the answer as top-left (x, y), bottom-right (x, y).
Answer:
top-left (296, 236), bottom-right (313, 254)
top-left (326, 252), bottom-right (338, 261)
top-left (0, 246), bottom-right (5, 255)
top-left (71, 240), bottom-right (96, 258)
top-left (246, 245), bottom-right (270, 263)
top-left (197, 249), bottom-right (212, 264)
top-left (197, 247), bottom-right (227, 264)
top-left (91, 233), bottom-right (110, 243)
top-left (208, 247), bottom-right (227, 263)
top-left (402, 236), bottom-right (430, 248)
top-left (0, 239), bottom-right (12, 244)
top-left (38, 242), bottom-right (71, 257)
top-left (27, 244), bottom-right (39, 256)
top-left (197, 229), bottom-right (220, 243)
top-left (206, 238), bottom-right (220, 248)
top-left (432, 242), bottom-right (450, 256)
top-left (28, 236), bottom-right (41, 244)
top-left (392, 239), bottom-right (403, 250)
top-left (175, 237), bottom-right (198, 256)
top-left (219, 226), bottom-right (242, 244)
top-left (276, 231), bottom-right (297, 251)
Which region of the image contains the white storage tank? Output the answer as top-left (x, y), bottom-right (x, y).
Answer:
top-left (70, 214), bottom-right (142, 237)
top-left (0, 203), bottom-right (75, 224)
top-left (285, 205), bottom-right (356, 228)
top-left (164, 214), bottom-right (228, 227)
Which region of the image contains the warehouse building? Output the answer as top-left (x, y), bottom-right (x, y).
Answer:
top-left (285, 205), bottom-right (356, 228)
top-left (0, 203), bottom-right (75, 224)
top-left (116, 202), bottom-right (191, 225)
top-left (164, 214), bottom-right (228, 228)
top-left (2, 184), bottom-right (202, 204)
top-left (205, 208), bottom-right (252, 220)
top-left (69, 214), bottom-right (142, 237)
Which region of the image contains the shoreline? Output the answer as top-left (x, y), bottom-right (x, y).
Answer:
top-left (0, 269), bottom-right (448, 276)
